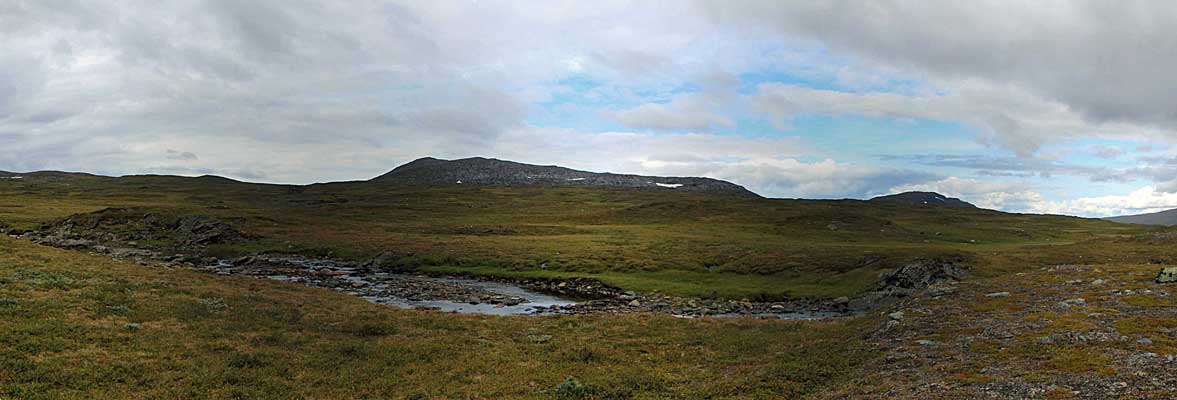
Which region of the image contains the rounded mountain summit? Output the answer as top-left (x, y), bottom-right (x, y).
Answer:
top-left (370, 157), bottom-right (761, 198)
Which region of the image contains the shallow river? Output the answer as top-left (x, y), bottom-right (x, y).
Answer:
top-left (353, 275), bottom-right (578, 315)
top-left (219, 255), bottom-right (840, 319)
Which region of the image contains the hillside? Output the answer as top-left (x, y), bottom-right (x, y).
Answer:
top-left (870, 191), bottom-right (976, 208)
top-left (1106, 208), bottom-right (1177, 226)
top-left (0, 158), bottom-right (1145, 301)
top-left (372, 157), bottom-right (760, 197)
top-left (5, 160), bottom-right (1177, 399)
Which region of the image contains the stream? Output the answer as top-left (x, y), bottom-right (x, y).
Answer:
top-left (205, 254), bottom-right (845, 319)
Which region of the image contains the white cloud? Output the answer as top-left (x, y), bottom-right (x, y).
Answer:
top-left (893, 177), bottom-right (1177, 217)
top-left (1031, 187), bottom-right (1177, 217)
top-left (890, 177), bottom-right (1046, 211)
top-left (614, 92), bottom-right (735, 131)
top-left (4, 1), bottom-right (1177, 216)
top-left (463, 127), bottom-right (936, 198)
top-left (751, 82), bottom-right (1169, 156)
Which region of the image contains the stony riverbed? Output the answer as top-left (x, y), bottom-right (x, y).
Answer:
top-left (19, 209), bottom-right (963, 319)
top-left (207, 253), bottom-right (849, 319)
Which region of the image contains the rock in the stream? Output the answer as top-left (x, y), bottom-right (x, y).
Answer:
top-left (1157, 267), bottom-right (1177, 283)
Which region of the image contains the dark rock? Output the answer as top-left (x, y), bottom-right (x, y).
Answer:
top-left (28, 207), bottom-right (247, 252)
top-left (877, 259), bottom-right (969, 290)
top-left (172, 215), bottom-right (243, 245)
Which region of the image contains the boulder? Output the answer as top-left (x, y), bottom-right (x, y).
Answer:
top-left (1157, 267), bottom-right (1177, 283)
top-left (877, 259), bottom-right (968, 290)
top-left (172, 215), bottom-right (242, 245)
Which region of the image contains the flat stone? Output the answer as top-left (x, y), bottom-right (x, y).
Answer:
top-left (986, 291), bottom-right (1011, 298)
top-left (1059, 298), bottom-right (1086, 308)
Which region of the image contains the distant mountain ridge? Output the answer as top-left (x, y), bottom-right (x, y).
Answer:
top-left (1105, 208), bottom-right (1177, 226)
top-left (869, 191), bottom-right (976, 208)
top-left (371, 157), bottom-right (761, 197)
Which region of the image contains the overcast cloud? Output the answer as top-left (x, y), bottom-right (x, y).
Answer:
top-left (3, 1), bottom-right (1177, 216)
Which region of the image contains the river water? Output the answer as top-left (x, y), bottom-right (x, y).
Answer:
top-left (217, 255), bottom-right (840, 319)
top-left (352, 275), bottom-right (578, 315)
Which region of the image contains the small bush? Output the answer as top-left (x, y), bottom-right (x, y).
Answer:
top-left (551, 377), bottom-right (633, 400)
top-left (198, 297), bottom-right (228, 311)
top-left (228, 353), bottom-right (267, 369)
top-left (344, 322), bottom-right (397, 337)
top-left (553, 377), bottom-right (592, 399)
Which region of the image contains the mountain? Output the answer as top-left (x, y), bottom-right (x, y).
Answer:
top-left (869, 191), bottom-right (976, 208)
top-left (371, 157), bottom-right (761, 197)
top-left (1105, 208), bottom-right (1177, 226)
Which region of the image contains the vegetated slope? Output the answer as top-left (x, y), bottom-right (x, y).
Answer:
top-left (819, 261), bottom-right (1177, 399)
top-left (0, 160), bottom-right (1145, 299)
top-left (0, 235), bottom-right (874, 398)
top-left (371, 156), bottom-right (760, 197)
top-left (1105, 208), bottom-right (1177, 226)
top-left (870, 191), bottom-right (976, 208)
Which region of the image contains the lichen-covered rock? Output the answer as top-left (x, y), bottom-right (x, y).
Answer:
top-left (1157, 267), bottom-right (1177, 283)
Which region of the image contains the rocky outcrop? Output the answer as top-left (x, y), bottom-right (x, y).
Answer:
top-left (370, 157), bottom-right (761, 197)
top-left (28, 207), bottom-right (247, 252)
top-left (876, 259), bottom-right (969, 290)
top-left (847, 258), bottom-right (970, 311)
top-left (172, 215), bottom-right (243, 245)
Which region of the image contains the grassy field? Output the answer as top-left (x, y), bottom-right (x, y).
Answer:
top-left (0, 236), bottom-right (875, 399)
top-left (0, 172), bottom-right (1154, 299)
top-left (5, 172), bottom-right (1177, 398)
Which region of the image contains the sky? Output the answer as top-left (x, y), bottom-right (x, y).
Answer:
top-left (4, 1), bottom-right (1177, 217)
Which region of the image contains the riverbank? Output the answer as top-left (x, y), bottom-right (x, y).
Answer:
top-left (0, 234), bottom-right (876, 399)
